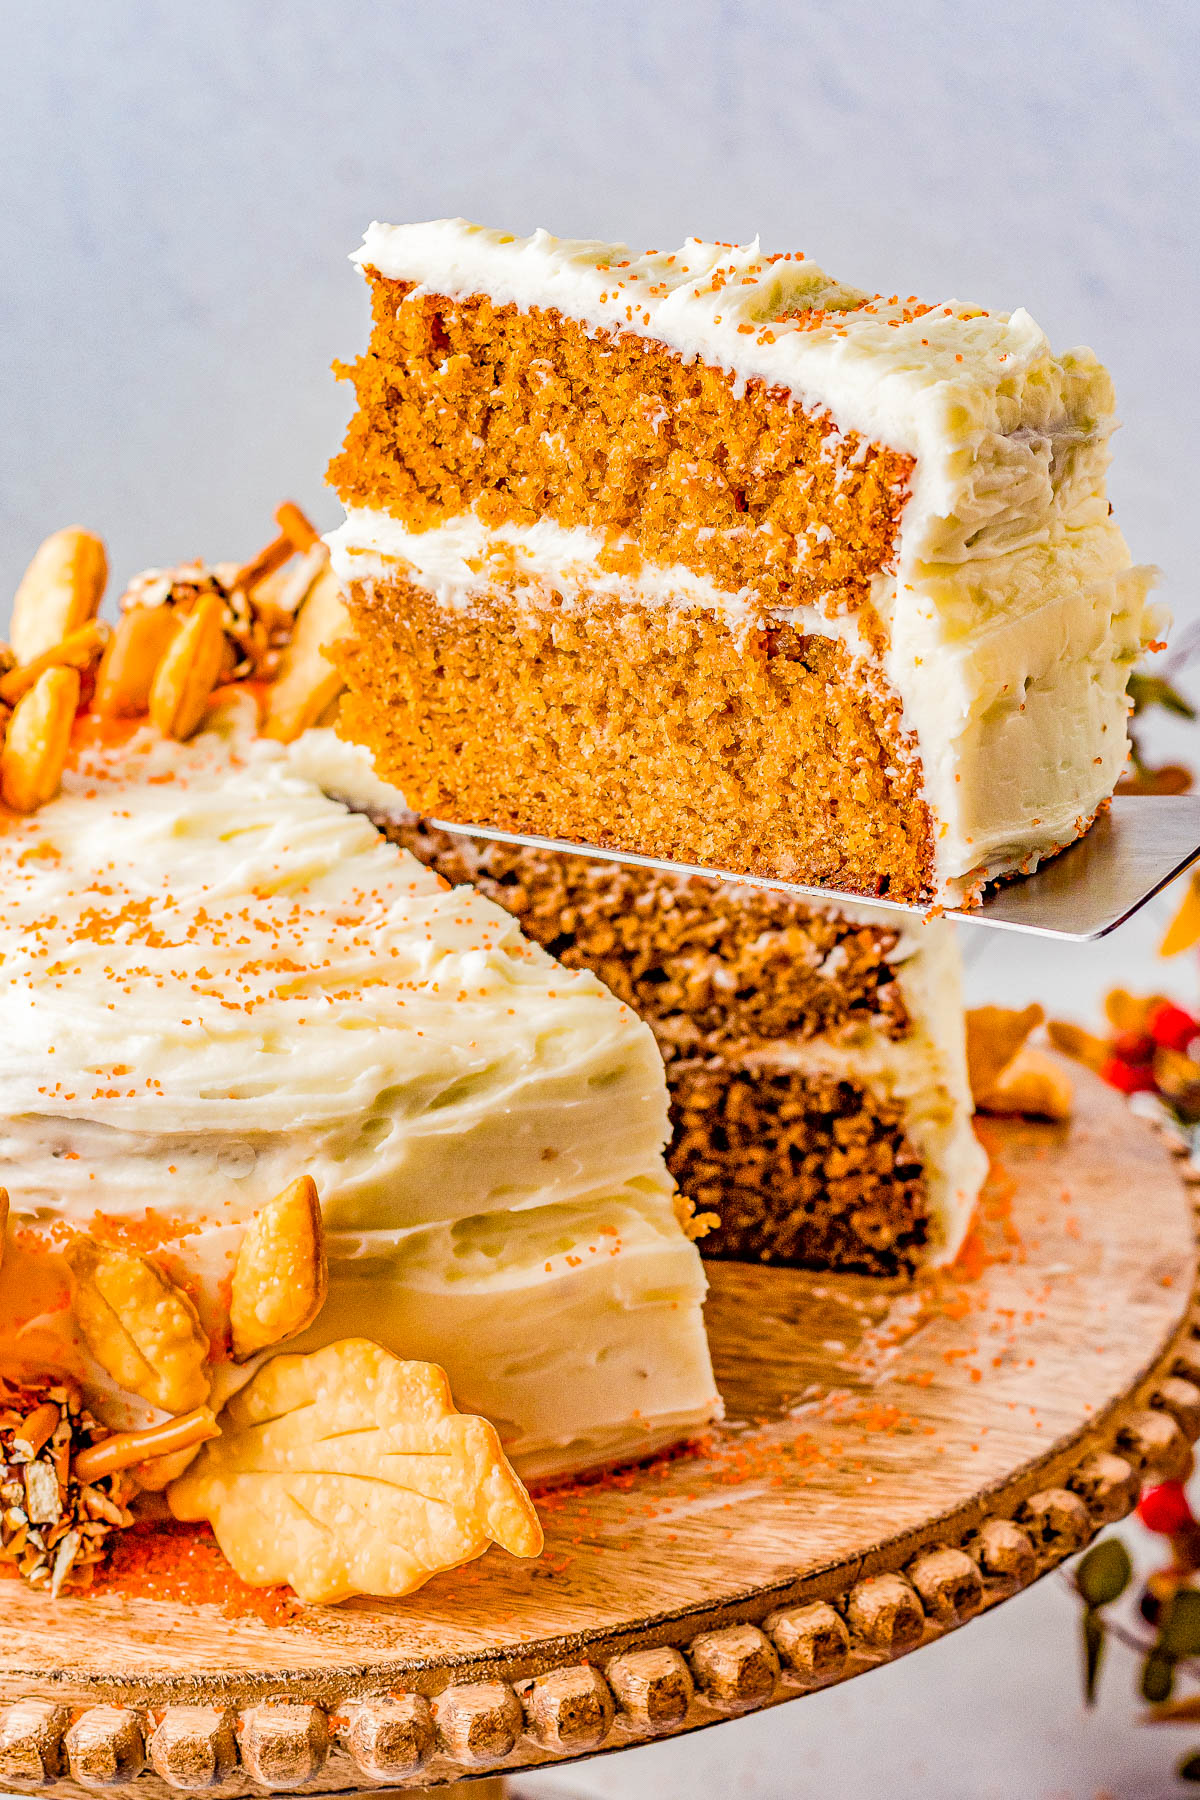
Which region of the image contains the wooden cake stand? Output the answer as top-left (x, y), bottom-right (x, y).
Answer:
top-left (2, 1064), bottom-right (1199, 1795)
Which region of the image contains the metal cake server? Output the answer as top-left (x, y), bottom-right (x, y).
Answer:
top-left (428, 795), bottom-right (1200, 941)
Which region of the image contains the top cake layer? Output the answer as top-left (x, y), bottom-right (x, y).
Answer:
top-left (353, 219), bottom-right (1118, 570)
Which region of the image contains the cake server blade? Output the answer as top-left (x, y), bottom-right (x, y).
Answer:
top-left (427, 795), bottom-right (1200, 941)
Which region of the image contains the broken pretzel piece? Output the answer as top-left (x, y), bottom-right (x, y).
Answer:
top-left (93, 604), bottom-right (179, 718)
top-left (0, 620), bottom-right (109, 709)
top-left (148, 592), bottom-right (227, 740)
top-left (73, 1404), bottom-right (219, 1487)
top-left (230, 1175), bottom-right (328, 1360)
top-left (262, 565), bottom-right (350, 744)
top-left (0, 665), bottom-right (81, 814)
top-left (275, 500), bottom-right (321, 555)
top-left (169, 1338), bottom-right (543, 1604)
top-left (67, 1235), bottom-right (211, 1415)
top-left (10, 527), bottom-right (107, 666)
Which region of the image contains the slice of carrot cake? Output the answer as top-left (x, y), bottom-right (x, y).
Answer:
top-left (327, 218), bottom-right (1161, 906)
top-left (301, 733), bottom-right (987, 1275)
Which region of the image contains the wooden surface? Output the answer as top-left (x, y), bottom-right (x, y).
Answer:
top-left (1, 1066), bottom-right (1198, 1792)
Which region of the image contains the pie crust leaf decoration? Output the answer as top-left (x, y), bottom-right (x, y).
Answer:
top-left (66, 1236), bottom-right (211, 1415)
top-left (230, 1175), bottom-right (328, 1360)
top-left (965, 1003), bottom-right (1045, 1100)
top-left (168, 1338), bottom-right (544, 1604)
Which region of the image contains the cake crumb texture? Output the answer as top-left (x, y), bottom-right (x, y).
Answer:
top-left (670, 1063), bottom-right (930, 1273)
top-left (388, 820), bottom-right (912, 1052)
top-left (340, 584), bottom-right (935, 899)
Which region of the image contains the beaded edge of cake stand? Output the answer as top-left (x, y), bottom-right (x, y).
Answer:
top-left (1, 1124), bottom-right (1197, 1795)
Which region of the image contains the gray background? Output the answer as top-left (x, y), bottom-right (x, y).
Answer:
top-left (3, 4), bottom-right (1200, 1794)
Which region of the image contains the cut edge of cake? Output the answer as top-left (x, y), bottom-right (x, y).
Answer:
top-left (297, 730), bottom-right (988, 1276)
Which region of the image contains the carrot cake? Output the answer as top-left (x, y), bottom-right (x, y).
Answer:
top-left (300, 733), bottom-right (987, 1275)
top-left (0, 520), bottom-right (721, 1601)
top-left (327, 218), bottom-right (1161, 905)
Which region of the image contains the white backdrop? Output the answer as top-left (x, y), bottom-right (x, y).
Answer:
top-left (2, 0), bottom-right (1197, 621)
top-left (3, 7), bottom-right (1200, 1795)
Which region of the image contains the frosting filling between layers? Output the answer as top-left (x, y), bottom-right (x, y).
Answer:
top-left (0, 697), bottom-right (720, 1475)
top-left (328, 506), bottom-right (1155, 899)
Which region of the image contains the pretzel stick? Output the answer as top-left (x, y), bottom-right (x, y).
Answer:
top-left (0, 620), bottom-right (109, 707)
top-left (73, 1405), bottom-right (218, 1485)
top-left (232, 534), bottom-right (293, 596)
top-left (274, 501), bottom-right (320, 555)
top-left (13, 1400), bottom-right (60, 1460)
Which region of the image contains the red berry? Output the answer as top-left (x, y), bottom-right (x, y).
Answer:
top-left (1100, 1055), bottom-right (1159, 1095)
top-left (1149, 1001), bottom-right (1199, 1055)
top-left (1138, 1479), bottom-right (1196, 1536)
top-left (1111, 1031), bottom-right (1156, 1064)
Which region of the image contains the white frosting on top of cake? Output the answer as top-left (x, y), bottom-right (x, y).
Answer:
top-left (0, 695), bottom-right (720, 1472)
top-left (0, 698), bottom-right (668, 1225)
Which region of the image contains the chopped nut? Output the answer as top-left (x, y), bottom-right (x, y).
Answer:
top-left (262, 565), bottom-right (350, 743)
top-left (92, 604), bottom-right (179, 717)
top-left (23, 1461), bottom-right (62, 1526)
top-left (148, 591), bottom-right (227, 740)
top-left (10, 527), bottom-right (107, 665)
top-left (230, 1175), bottom-right (328, 1359)
top-left (0, 665), bottom-right (81, 813)
top-left (66, 1235), bottom-right (211, 1414)
top-left (0, 1377), bottom-right (134, 1593)
top-left (169, 1338), bottom-right (543, 1603)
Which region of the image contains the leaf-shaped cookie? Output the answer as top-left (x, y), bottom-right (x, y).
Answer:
top-left (67, 1235), bottom-right (211, 1414)
top-left (964, 1003), bottom-right (1044, 1101)
top-left (168, 1338), bottom-right (543, 1604)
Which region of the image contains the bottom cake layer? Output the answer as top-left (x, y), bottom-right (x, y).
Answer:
top-left (669, 1061), bottom-right (929, 1272)
top-left (330, 551), bottom-right (938, 902)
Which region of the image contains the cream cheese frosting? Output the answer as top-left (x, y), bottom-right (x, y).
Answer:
top-left (341, 219), bottom-right (1164, 901)
top-left (0, 695), bottom-right (720, 1474)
